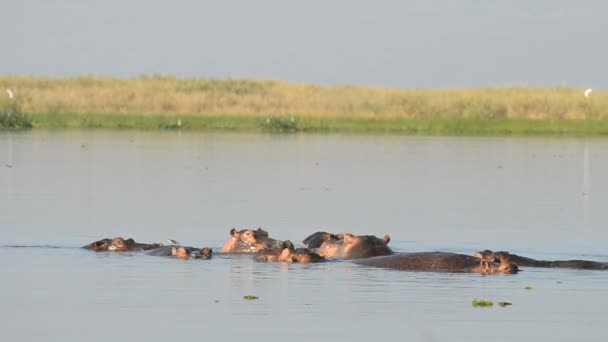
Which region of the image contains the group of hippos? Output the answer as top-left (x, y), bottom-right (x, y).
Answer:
top-left (83, 228), bottom-right (608, 274)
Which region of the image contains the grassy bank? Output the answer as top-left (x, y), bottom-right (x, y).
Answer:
top-left (1, 75), bottom-right (607, 135)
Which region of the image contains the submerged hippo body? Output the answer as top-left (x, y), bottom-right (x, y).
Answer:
top-left (318, 233), bottom-right (392, 259)
top-left (83, 237), bottom-right (162, 252)
top-left (148, 245), bottom-right (213, 259)
top-left (302, 231), bottom-right (344, 248)
top-left (221, 228), bottom-right (289, 253)
top-left (475, 250), bottom-right (608, 270)
top-left (357, 252), bottom-right (518, 274)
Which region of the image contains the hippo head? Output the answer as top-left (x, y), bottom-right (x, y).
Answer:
top-left (318, 233), bottom-right (392, 259)
top-left (89, 240), bottom-right (111, 251)
top-left (476, 254), bottom-right (519, 274)
top-left (302, 231), bottom-right (345, 248)
top-left (292, 248), bottom-right (325, 263)
top-left (254, 246), bottom-right (294, 262)
top-left (493, 252), bottom-right (519, 274)
top-left (171, 246), bottom-right (191, 259)
top-left (221, 227), bottom-right (288, 253)
top-left (199, 247), bottom-right (213, 259)
top-left (108, 237), bottom-right (130, 251)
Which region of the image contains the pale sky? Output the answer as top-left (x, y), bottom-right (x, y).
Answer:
top-left (1, 0), bottom-right (606, 88)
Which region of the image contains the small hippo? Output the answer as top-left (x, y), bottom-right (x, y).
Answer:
top-left (83, 237), bottom-right (163, 252)
top-left (292, 248), bottom-right (326, 263)
top-left (148, 245), bottom-right (213, 259)
top-left (318, 233), bottom-right (392, 259)
top-left (221, 227), bottom-right (289, 253)
top-left (356, 252), bottom-right (518, 274)
top-left (255, 241), bottom-right (325, 263)
top-left (475, 250), bottom-right (608, 270)
top-left (302, 231), bottom-right (344, 248)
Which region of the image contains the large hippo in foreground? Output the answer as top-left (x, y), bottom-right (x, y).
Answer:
top-left (475, 250), bottom-right (608, 270)
top-left (356, 252), bottom-right (518, 274)
top-left (317, 233), bottom-right (392, 259)
top-left (221, 228), bottom-right (289, 253)
top-left (148, 245), bottom-right (213, 259)
top-left (83, 237), bottom-right (163, 252)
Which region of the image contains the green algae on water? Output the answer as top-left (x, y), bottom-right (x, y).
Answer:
top-left (243, 295), bottom-right (259, 300)
top-left (472, 299), bottom-right (493, 307)
top-left (498, 302), bottom-right (512, 307)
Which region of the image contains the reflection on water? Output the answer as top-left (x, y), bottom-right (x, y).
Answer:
top-left (1, 130), bottom-right (608, 341)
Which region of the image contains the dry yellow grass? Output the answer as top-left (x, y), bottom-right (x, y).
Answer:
top-left (1, 75), bottom-right (605, 120)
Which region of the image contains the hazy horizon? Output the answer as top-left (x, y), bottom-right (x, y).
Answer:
top-left (2, 1), bottom-right (606, 89)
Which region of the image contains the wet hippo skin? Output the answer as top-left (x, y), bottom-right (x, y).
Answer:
top-left (356, 252), bottom-right (518, 274)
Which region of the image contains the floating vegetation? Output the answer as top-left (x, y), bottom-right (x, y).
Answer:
top-left (556, 281), bottom-right (563, 284)
top-left (524, 286), bottom-right (534, 290)
top-left (243, 295), bottom-right (259, 300)
top-left (498, 302), bottom-right (512, 307)
top-left (472, 299), bottom-right (494, 307)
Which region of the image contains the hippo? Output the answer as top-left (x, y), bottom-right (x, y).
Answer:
top-left (475, 250), bottom-right (608, 270)
top-left (83, 237), bottom-right (163, 252)
top-left (302, 231), bottom-right (344, 248)
top-left (292, 248), bottom-right (326, 263)
top-left (255, 245), bottom-right (325, 263)
top-left (221, 227), bottom-right (289, 253)
top-left (317, 233), bottom-right (392, 259)
top-left (148, 245), bottom-right (213, 259)
top-left (356, 252), bottom-right (518, 274)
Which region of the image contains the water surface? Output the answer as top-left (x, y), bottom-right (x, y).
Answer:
top-left (1, 130), bottom-right (608, 341)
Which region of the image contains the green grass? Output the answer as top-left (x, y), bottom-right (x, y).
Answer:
top-left (0, 99), bottom-right (32, 129)
top-left (19, 113), bottom-right (608, 136)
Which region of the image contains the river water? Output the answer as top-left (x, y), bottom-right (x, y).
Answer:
top-left (1, 130), bottom-right (607, 341)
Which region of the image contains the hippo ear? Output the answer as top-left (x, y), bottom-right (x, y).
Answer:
top-left (230, 228), bottom-right (238, 237)
top-left (256, 228), bottom-right (269, 237)
top-left (334, 233), bottom-right (345, 241)
top-left (343, 233), bottom-right (355, 243)
top-left (480, 259), bottom-right (490, 272)
top-left (284, 240), bottom-right (295, 250)
top-left (383, 235), bottom-right (390, 245)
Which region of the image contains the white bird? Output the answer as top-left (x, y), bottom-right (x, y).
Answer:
top-left (6, 88), bottom-right (14, 99)
top-left (584, 88), bottom-right (593, 98)
top-left (177, 119), bottom-right (181, 127)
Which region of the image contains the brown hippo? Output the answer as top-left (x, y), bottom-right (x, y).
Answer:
top-left (255, 246), bottom-right (325, 263)
top-left (292, 248), bottom-right (326, 263)
top-left (318, 233), bottom-right (392, 259)
top-left (356, 252), bottom-right (518, 274)
top-left (148, 245), bottom-right (213, 259)
top-left (302, 231), bottom-right (344, 248)
top-left (83, 237), bottom-right (163, 252)
top-left (475, 250), bottom-right (608, 270)
top-left (221, 227), bottom-right (289, 253)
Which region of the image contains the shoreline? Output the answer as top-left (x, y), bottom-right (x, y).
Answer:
top-left (11, 113), bottom-right (608, 136)
top-left (1, 76), bottom-right (607, 135)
